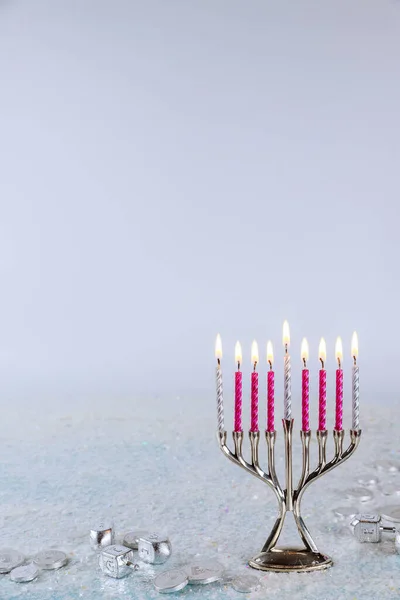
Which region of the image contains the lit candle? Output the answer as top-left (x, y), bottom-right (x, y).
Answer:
top-left (352, 332), bottom-right (359, 430)
top-left (266, 341), bottom-right (275, 432)
top-left (283, 321), bottom-right (291, 420)
top-left (301, 338), bottom-right (310, 432)
top-left (215, 334), bottom-right (224, 432)
top-left (234, 341), bottom-right (243, 432)
top-left (250, 340), bottom-right (259, 432)
top-left (335, 337), bottom-right (343, 431)
top-left (318, 338), bottom-right (327, 431)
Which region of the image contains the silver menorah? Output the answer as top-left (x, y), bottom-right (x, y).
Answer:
top-left (218, 421), bottom-right (362, 572)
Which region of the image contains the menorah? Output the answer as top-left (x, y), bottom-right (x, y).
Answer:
top-left (218, 422), bottom-right (361, 573)
top-left (215, 326), bottom-right (361, 573)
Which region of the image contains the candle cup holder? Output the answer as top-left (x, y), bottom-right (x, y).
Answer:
top-left (218, 421), bottom-right (361, 573)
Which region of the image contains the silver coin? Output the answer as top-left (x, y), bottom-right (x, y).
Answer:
top-left (123, 530), bottom-right (150, 550)
top-left (374, 460), bottom-right (399, 473)
top-left (344, 487), bottom-right (373, 503)
top-left (0, 549), bottom-right (25, 574)
top-left (332, 506), bottom-right (359, 520)
top-left (187, 560), bottom-right (224, 584)
top-left (381, 484), bottom-right (400, 497)
top-left (154, 569), bottom-right (188, 593)
top-left (380, 505), bottom-right (400, 523)
top-left (33, 550), bottom-right (68, 570)
top-left (357, 474), bottom-right (379, 488)
top-left (10, 563), bottom-right (39, 583)
top-left (232, 574), bottom-right (261, 593)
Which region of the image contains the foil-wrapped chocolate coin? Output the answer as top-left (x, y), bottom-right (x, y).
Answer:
top-left (344, 487), bottom-right (372, 503)
top-left (33, 550), bottom-right (68, 570)
top-left (123, 530), bottom-right (150, 550)
top-left (232, 574), bottom-right (261, 593)
top-left (332, 506), bottom-right (359, 520)
top-left (10, 563), bottom-right (39, 583)
top-left (154, 569), bottom-right (188, 593)
top-left (380, 505), bottom-right (400, 523)
top-left (186, 560), bottom-right (224, 584)
top-left (0, 549), bottom-right (25, 574)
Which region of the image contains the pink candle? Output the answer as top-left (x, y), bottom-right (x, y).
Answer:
top-left (234, 341), bottom-right (243, 431)
top-left (250, 340), bottom-right (259, 432)
top-left (335, 369), bottom-right (343, 430)
top-left (301, 338), bottom-right (310, 432)
top-left (267, 370), bottom-right (275, 432)
top-left (318, 369), bottom-right (327, 430)
top-left (302, 369), bottom-right (310, 431)
top-left (234, 370), bottom-right (243, 432)
top-left (251, 371), bottom-right (259, 431)
top-left (266, 340), bottom-right (274, 432)
top-left (335, 337), bottom-right (343, 430)
top-left (318, 338), bottom-right (327, 430)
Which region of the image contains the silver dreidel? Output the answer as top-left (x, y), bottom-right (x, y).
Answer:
top-left (98, 545), bottom-right (139, 578)
top-left (90, 521), bottom-right (114, 551)
top-left (350, 514), bottom-right (397, 544)
top-left (138, 533), bottom-right (172, 564)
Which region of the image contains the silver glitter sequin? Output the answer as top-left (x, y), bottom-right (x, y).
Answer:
top-left (344, 487), bottom-right (373, 503)
top-left (231, 574), bottom-right (261, 593)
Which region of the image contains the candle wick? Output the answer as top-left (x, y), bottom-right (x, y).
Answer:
top-left (237, 361), bottom-right (241, 371)
top-left (285, 344), bottom-right (288, 355)
top-left (268, 360), bottom-right (272, 370)
top-left (353, 356), bottom-right (357, 366)
top-left (303, 358), bottom-right (307, 368)
top-left (217, 358), bottom-right (221, 367)
top-left (319, 358), bottom-right (325, 369)
top-left (337, 359), bottom-right (341, 369)
top-left (253, 361), bottom-right (257, 371)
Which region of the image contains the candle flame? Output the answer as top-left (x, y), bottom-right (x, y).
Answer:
top-left (251, 340), bottom-right (259, 366)
top-left (215, 334), bottom-right (222, 360)
top-left (235, 341), bottom-right (242, 366)
top-left (335, 336), bottom-right (343, 367)
top-left (266, 340), bottom-right (274, 367)
top-left (282, 320), bottom-right (290, 348)
top-left (351, 331), bottom-right (358, 360)
top-left (301, 338), bottom-right (309, 363)
top-left (318, 338), bottom-right (326, 365)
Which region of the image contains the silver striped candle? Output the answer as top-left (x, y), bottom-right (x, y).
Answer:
top-left (284, 352), bottom-right (292, 420)
top-left (216, 363), bottom-right (224, 432)
top-left (352, 365), bottom-right (359, 430)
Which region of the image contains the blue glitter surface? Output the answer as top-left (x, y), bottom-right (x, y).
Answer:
top-left (0, 400), bottom-right (399, 599)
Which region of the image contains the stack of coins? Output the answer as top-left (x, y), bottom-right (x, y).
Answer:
top-left (0, 547), bottom-right (69, 585)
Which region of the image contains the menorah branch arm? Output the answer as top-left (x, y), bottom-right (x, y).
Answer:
top-left (296, 429), bottom-right (362, 495)
top-left (218, 431), bottom-right (276, 489)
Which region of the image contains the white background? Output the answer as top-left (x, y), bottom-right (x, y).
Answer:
top-left (0, 0), bottom-right (399, 414)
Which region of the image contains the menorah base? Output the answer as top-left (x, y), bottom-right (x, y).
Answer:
top-left (248, 547), bottom-right (333, 573)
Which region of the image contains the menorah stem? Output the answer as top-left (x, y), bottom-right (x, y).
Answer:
top-left (260, 511), bottom-right (286, 553)
top-left (282, 419), bottom-right (294, 511)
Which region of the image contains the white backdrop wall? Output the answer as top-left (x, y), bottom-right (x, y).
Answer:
top-left (0, 0), bottom-right (399, 411)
